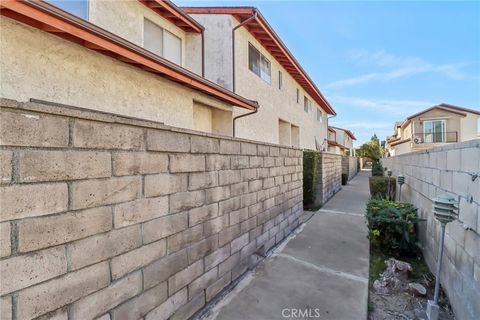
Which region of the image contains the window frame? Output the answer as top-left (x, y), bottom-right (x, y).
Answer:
top-left (143, 18), bottom-right (182, 65)
top-left (316, 109), bottom-right (323, 122)
top-left (278, 71), bottom-right (283, 90)
top-left (423, 119), bottom-right (446, 143)
top-left (304, 96), bottom-right (311, 113)
top-left (296, 89), bottom-right (300, 104)
top-left (248, 43), bottom-right (271, 84)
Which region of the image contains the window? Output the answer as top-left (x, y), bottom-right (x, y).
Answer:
top-left (278, 71), bottom-right (283, 90)
top-left (144, 19), bottom-right (182, 65)
top-left (424, 120), bottom-right (446, 143)
top-left (278, 119), bottom-right (291, 146)
top-left (248, 43), bottom-right (271, 83)
top-left (291, 125), bottom-right (300, 147)
top-left (48, 0), bottom-right (89, 20)
top-left (316, 109), bottom-right (323, 122)
top-left (304, 96), bottom-right (311, 113)
top-left (296, 89), bottom-right (300, 103)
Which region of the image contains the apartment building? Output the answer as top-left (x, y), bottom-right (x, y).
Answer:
top-left (0, 0), bottom-right (259, 135)
top-left (386, 103), bottom-right (480, 156)
top-left (327, 126), bottom-right (356, 155)
top-left (183, 7), bottom-right (336, 149)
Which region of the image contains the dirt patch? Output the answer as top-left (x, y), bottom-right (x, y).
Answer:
top-left (368, 254), bottom-right (455, 320)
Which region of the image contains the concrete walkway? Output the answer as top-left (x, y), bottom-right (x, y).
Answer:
top-left (202, 171), bottom-right (371, 320)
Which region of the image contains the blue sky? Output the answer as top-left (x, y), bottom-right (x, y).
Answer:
top-left (176, 0), bottom-right (480, 146)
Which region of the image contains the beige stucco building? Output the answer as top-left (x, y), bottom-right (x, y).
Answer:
top-left (0, 0), bottom-right (259, 137)
top-left (386, 103), bottom-right (480, 156)
top-left (327, 126), bottom-right (356, 156)
top-left (183, 7), bottom-right (336, 150)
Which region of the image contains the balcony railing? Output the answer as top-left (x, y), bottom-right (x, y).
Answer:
top-left (412, 132), bottom-right (458, 144)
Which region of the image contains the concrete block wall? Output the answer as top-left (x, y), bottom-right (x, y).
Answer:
top-left (382, 140), bottom-right (480, 320)
top-left (341, 156), bottom-right (359, 181)
top-left (314, 152), bottom-right (342, 206)
top-left (0, 99), bottom-right (304, 320)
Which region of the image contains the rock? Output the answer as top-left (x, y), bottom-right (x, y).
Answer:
top-left (409, 282), bottom-right (427, 296)
top-left (373, 258), bottom-right (413, 294)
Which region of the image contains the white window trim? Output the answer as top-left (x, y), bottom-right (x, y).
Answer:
top-left (423, 119), bottom-right (446, 143)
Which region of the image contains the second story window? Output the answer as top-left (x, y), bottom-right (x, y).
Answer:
top-left (278, 71), bottom-right (283, 90)
top-left (48, 0), bottom-right (89, 20)
top-left (304, 96), bottom-right (311, 113)
top-left (316, 109), bottom-right (323, 122)
top-left (144, 19), bottom-right (182, 65)
top-left (248, 43), bottom-right (271, 83)
top-left (296, 89), bottom-right (300, 103)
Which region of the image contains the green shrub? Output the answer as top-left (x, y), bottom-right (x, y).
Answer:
top-left (303, 150), bottom-right (320, 206)
top-left (369, 176), bottom-right (396, 200)
top-left (371, 160), bottom-right (383, 176)
top-left (366, 198), bottom-right (422, 255)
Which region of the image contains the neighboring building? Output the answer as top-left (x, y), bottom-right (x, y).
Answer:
top-left (327, 126), bottom-right (356, 155)
top-left (0, 0), bottom-right (259, 136)
top-left (386, 103), bottom-right (480, 156)
top-left (182, 7), bottom-right (336, 149)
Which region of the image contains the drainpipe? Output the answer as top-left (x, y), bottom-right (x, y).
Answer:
top-left (201, 31), bottom-right (205, 77)
top-left (231, 10), bottom-right (259, 138)
top-left (233, 103), bottom-right (260, 137)
top-left (232, 11), bottom-right (257, 92)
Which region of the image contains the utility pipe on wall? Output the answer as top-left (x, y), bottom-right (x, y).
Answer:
top-left (232, 11), bottom-right (257, 93)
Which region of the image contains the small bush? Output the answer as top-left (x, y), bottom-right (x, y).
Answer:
top-left (341, 173), bottom-right (348, 185)
top-left (371, 161), bottom-right (383, 176)
top-left (303, 150), bottom-right (320, 206)
top-left (366, 198), bottom-right (422, 255)
top-left (369, 176), bottom-right (396, 200)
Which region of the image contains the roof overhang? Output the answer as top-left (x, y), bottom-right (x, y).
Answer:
top-left (138, 0), bottom-right (204, 33)
top-left (329, 126), bottom-right (356, 140)
top-left (182, 7), bottom-right (336, 115)
top-left (390, 138), bottom-right (411, 147)
top-left (327, 140), bottom-right (346, 149)
top-left (407, 104), bottom-right (475, 120)
top-left (0, 0), bottom-right (257, 111)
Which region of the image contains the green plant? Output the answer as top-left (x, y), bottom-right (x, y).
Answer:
top-left (366, 198), bottom-right (423, 255)
top-left (369, 176), bottom-right (396, 199)
top-left (303, 150), bottom-right (320, 206)
top-left (371, 160), bottom-right (383, 176)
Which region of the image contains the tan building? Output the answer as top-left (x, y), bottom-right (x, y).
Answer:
top-left (0, 0), bottom-right (259, 136)
top-left (327, 126), bottom-right (356, 155)
top-left (182, 7), bottom-right (336, 149)
top-left (386, 103), bottom-right (480, 156)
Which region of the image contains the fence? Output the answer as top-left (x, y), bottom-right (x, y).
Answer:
top-left (382, 140), bottom-right (480, 320)
top-left (0, 98), bottom-right (304, 320)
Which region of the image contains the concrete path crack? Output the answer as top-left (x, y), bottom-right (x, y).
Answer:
top-left (276, 253), bottom-right (368, 284)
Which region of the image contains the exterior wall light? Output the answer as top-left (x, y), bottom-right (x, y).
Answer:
top-left (427, 194), bottom-right (459, 320)
top-left (397, 175), bottom-right (405, 201)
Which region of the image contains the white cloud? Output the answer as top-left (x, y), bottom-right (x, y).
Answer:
top-left (329, 95), bottom-right (433, 116)
top-left (325, 50), bottom-right (476, 88)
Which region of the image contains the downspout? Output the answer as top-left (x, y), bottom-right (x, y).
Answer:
top-left (232, 11), bottom-right (257, 92)
top-left (201, 31), bottom-right (205, 77)
top-left (233, 103), bottom-right (260, 137)
top-left (231, 10), bottom-right (258, 137)
top-left (323, 114), bottom-right (337, 151)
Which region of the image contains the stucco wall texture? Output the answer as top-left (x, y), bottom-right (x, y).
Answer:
top-left (0, 98), bottom-right (304, 320)
top-left (191, 14), bottom-right (329, 150)
top-left (0, 17), bottom-right (229, 132)
top-left (382, 140), bottom-right (480, 320)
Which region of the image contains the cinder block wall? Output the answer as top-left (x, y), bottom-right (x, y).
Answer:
top-left (0, 99), bottom-right (304, 320)
top-left (382, 140), bottom-right (480, 320)
top-left (341, 156), bottom-right (358, 181)
top-left (314, 152), bottom-right (342, 206)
